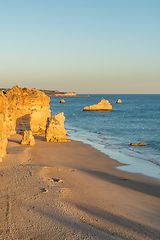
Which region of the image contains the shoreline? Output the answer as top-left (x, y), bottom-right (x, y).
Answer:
top-left (0, 134), bottom-right (160, 239)
top-left (66, 129), bottom-right (160, 181)
top-left (49, 93), bottom-right (160, 181)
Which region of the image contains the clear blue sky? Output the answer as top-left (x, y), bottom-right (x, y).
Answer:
top-left (0, 0), bottom-right (160, 93)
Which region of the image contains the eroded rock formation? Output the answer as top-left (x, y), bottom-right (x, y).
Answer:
top-left (0, 85), bottom-right (51, 161)
top-left (0, 112), bottom-right (8, 162)
top-left (45, 112), bottom-right (69, 142)
top-left (83, 99), bottom-right (113, 111)
top-left (60, 99), bottom-right (66, 103)
top-left (0, 92), bottom-right (9, 161)
top-left (6, 86), bottom-right (51, 134)
top-left (21, 130), bottom-right (35, 146)
top-left (116, 99), bottom-right (122, 104)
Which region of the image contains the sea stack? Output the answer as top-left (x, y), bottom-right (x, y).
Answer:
top-left (83, 99), bottom-right (113, 111)
top-left (116, 99), bottom-right (122, 104)
top-left (60, 99), bottom-right (66, 103)
top-left (45, 112), bottom-right (69, 142)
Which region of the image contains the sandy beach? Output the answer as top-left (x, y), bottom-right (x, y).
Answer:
top-left (0, 134), bottom-right (160, 240)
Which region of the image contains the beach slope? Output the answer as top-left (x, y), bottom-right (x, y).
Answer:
top-left (0, 134), bottom-right (160, 239)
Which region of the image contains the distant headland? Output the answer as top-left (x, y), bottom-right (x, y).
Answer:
top-left (0, 88), bottom-right (77, 97)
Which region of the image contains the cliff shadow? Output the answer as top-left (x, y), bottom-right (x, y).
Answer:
top-left (16, 114), bottom-right (31, 134)
top-left (33, 135), bottom-right (46, 141)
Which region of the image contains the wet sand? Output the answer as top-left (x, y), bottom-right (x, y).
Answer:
top-left (0, 134), bottom-right (160, 239)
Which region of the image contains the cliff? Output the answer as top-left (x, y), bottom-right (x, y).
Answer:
top-left (0, 92), bottom-right (9, 161)
top-left (0, 88), bottom-right (77, 98)
top-left (0, 85), bottom-right (51, 161)
top-left (54, 92), bottom-right (77, 97)
top-left (6, 86), bottom-right (51, 134)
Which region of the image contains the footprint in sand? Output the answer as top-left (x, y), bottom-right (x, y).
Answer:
top-left (40, 188), bottom-right (48, 193)
top-left (48, 178), bottom-right (63, 183)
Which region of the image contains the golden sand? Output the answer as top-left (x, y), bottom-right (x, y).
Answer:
top-left (0, 134), bottom-right (160, 239)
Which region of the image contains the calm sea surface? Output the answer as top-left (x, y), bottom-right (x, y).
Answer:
top-left (50, 94), bottom-right (160, 180)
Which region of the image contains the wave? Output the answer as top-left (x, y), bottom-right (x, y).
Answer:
top-left (66, 124), bottom-right (160, 170)
top-left (149, 158), bottom-right (160, 167)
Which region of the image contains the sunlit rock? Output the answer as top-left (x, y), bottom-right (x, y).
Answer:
top-left (0, 86), bottom-right (51, 161)
top-left (60, 99), bottom-right (66, 103)
top-left (45, 112), bottom-right (69, 142)
top-left (0, 92), bottom-right (9, 161)
top-left (6, 86), bottom-right (51, 134)
top-left (21, 130), bottom-right (35, 146)
top-left (130, 143), bottom-right (147, 146)
top-left (83, 99), bottom-right (113, 111)
top-left (116, 99), bottom-right (122, 104)
top-left (0, 113), bottom-right (8, 162)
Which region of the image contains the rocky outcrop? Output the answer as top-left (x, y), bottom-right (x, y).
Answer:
top-left (116, 99), bottom-right (122, 104)
top-left (21, 130), bottom-right (35, 146)
top-left (0, 92), bottom-right (9, 162)
top-left (45, 112), bottom-right (69, 142)
top-left (0, 86), bottom-right (51, 161)
top-left (6, 86), bottom-right (51, 134)
top-left (83, 99), bottom-right (113, 111)
top-left (130, 143), bottom-right (147, 146)
top-left (60, 99), bottom-right (66, 103)
top-left (0, 112), bottom-right (8, 162)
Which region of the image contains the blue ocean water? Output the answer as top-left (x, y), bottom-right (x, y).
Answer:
top-left (50, 94), bottom-right (160, 180)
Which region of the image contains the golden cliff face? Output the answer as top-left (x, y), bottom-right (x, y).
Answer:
top-left (0, 92), bottom-right (9, 161)
top-left (0, 86), bottom-right (51, 161)
top-left (6, 86), bottom-right (51, 134)
top-left (45, 112), bottom-right (69, 142)
top-left (0, 112), bottom-right (8, 162)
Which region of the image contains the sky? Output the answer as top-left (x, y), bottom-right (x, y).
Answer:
top-left (0, 0), bottom-right (160, 94)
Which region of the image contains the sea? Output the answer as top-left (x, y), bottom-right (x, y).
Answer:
top-left (49, 94), bottom-right (160, 180)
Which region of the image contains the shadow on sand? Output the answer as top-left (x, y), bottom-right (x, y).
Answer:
top-left (32, 202), bottom-right (160, 239)
top-left (78, 168), bottom-right (160, 198)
